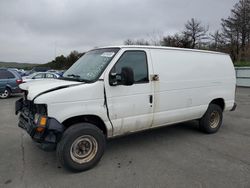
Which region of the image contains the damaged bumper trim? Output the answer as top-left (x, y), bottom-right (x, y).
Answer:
top-left (18, 111), bottom-right (65, 150)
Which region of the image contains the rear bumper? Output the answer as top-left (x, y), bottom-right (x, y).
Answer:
top-left (230, 103), bottom-right (237, 111)
top-left (11, 87), bottom-right (22, 94)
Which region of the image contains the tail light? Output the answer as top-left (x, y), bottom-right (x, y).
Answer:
top-left (16, 79), bottom-right (23, 84)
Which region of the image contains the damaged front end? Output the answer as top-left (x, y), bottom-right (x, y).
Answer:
top-left (15, 93), bottom-right (64, 151)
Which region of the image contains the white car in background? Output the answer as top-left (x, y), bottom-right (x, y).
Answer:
top-left (22, 72), bottom-right (60, 82)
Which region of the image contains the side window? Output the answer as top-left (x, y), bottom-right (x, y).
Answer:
top-left (0, 70), bottom-right (15, 79)
top-left (46, 73), bottom-right (55, 78)
top-left (112, 51), bottom-right (148, 83)
top-left (33, 73), bottom-right (44, 79)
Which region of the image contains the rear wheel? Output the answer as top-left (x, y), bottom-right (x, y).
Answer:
top-left (199, 104), bottom-right (223, 134)
top-left (0, 88), bottom-right (11, 99)
top-left (57, 123), bottom-right (106, 172)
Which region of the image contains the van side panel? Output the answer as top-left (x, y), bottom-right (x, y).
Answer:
top-left (150, 49), bottom-right (235, 127)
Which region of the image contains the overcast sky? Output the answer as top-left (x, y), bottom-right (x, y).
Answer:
top-left (0, 0), bottom-right (238, 64)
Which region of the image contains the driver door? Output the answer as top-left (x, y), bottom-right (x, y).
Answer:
top-left (104, 50), bottom-right (154, 136)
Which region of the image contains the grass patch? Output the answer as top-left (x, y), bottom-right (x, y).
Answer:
top-left (234, 61), bottom-right (250, 67)
top-left (0, 61), bottom-right (39, 69)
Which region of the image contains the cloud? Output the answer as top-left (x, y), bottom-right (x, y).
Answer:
top-left (0, 0), bottom-right (238, 63)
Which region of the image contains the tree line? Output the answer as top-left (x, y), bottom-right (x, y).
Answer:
top-left (125, 0), bottom-right (250, 62)
top-left (43, 0), bottom-right (250, 70)
top-left (39, 51), bottom-right (85, 70)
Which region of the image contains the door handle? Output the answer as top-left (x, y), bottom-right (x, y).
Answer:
top-left (149, 95), bottom-right (153, 104)
top-left (151, 74), bottom-right (159, 81)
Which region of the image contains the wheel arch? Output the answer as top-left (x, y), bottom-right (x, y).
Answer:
top-left (209, 98), bottom-right (225, 111)
top-left (5, 85), bottom-right (12, 92)
top-left (62, 115), bottom-right (108, 137)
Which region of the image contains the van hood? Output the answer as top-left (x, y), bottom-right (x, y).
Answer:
top-left (19, 79), bottom-right (81, 100)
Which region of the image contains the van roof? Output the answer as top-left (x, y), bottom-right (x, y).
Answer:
top-left (100, 45), bottom-right (228, 56)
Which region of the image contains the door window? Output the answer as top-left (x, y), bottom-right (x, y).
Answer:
top-left (46, 73), bottom-right (55, 78)
top-left (0, 70), bottom-right (15, 79)
top-left (111, 51), bottom-right (148, 84)
top-left (33, 73), bottom-right (44, 79)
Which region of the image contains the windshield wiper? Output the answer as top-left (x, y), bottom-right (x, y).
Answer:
top-left (67, 74), bottom-right (80, 78)
top-left (60, 74), bottom-right (91, 83)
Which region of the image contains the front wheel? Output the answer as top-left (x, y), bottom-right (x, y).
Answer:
top-left (57, 123), bottom-right (106, 172)
top-left (199, 104), bottom-right (223, 134)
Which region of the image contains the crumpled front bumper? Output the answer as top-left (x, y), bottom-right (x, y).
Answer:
top-left (15, 98), bottom-right (65, 150)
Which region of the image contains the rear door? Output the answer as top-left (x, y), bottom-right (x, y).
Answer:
top-left (0, 70), bottom-right (15, 93)
top-left (104, 50), bottom-right (154, 136)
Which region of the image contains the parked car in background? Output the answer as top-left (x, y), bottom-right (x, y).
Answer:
top-left (30, 67), bottom-right (50, 73)
top-left (48, 69), bottom-right (65, 76)
top-left (0, 68), bottom-right (23, 99)
top-left (57, 70), bottom-right (65, 77)
top-left (22, 72), bottom-right (60, 82)
top-left (18, 69), bottom-right (27, 76)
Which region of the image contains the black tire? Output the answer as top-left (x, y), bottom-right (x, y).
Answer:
top-left (0, 88), bottom-right (11, 99)
top-left (57, 123), bottom-right (106, 172)
top-left (199, 104), bottom-right (223, 134)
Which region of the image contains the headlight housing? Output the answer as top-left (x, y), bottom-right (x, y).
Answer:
top-left (33, 104), bottom-right (48, 132)
top-left (34, 113), bottom-right (48, 132)
top-left (34, 113), bottom-right (40, 124)
top-left (34, 104), bottom-right (47, 115)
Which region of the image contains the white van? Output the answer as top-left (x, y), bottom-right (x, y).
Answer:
top-left (15, 46), bottom-right (236, 171)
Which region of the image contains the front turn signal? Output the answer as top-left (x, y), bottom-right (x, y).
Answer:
top-left (36, 116), bottom-right (47, 132)
top-left (39, 116), bottom-right (47, 127)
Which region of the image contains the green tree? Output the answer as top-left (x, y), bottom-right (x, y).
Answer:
top-left (67, 51), bottom-right (82, 67)
top-left (221, 0), bottom-right (250, 61)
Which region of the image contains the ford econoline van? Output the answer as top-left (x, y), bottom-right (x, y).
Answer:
top-left (15, 46), bottom-right (236, 171)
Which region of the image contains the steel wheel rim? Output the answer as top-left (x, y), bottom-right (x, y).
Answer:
top-left (0, 89), bottom-right (9, 98)
top-left (70, 135), bottom-right (98, 164)
top-left (210, 111), bottom-right (220, 128)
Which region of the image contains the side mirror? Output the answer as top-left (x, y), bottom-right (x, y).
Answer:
top-left (109, 67), bottom-right (134, 86)
top-left (121, 67), bottom-right (134, 86)
top-left (109, 72), bottom-right (118, 86)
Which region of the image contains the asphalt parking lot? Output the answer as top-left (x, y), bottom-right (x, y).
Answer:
top-left (0, 87), bottom-right (249, 188)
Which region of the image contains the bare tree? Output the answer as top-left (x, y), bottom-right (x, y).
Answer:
top-left (124, 39), bottom-right (134, 45)
top-left (183, 18), bottom-right (208, 49)
top-left (209, 30), bottom-right (225, 51)
top-left (147, 31), bottom-right (163, 46)
top-left (161, 33), bottom-right (192, 48)
top-left (134, 39), bottom-right (150, 45)
top-left (124, 38), bottom-right (150, 45)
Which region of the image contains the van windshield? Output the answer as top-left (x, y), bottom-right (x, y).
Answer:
top-left (62, 48), bottom-right (120, 82)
